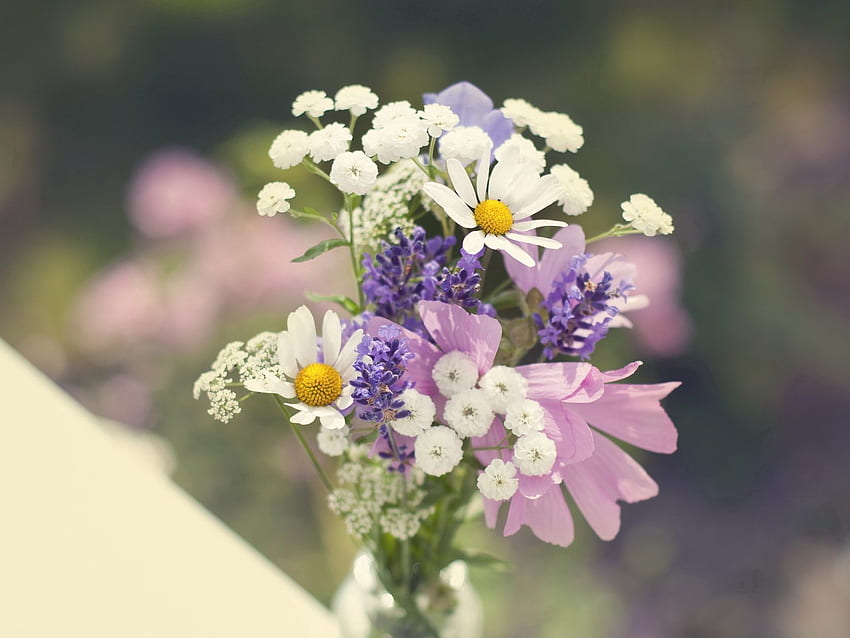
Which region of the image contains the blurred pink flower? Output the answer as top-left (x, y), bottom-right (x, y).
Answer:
top-left (597, 236), bottom-right (692, 357)
top-left (193, 210), bottom-right (355, 310)
top-left (94, 373), bottom-right (153, 427)
top-left (73, 259), bottom-right (163, 351)
top-left (127, 148), bottom-right (237, 239)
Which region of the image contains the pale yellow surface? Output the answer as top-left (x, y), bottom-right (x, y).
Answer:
top-left (0, 340), bottom-right (340, 638)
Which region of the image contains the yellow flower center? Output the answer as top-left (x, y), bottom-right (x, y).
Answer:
top-left (294, 362), bottom-right (343, 407)
top-left (473, 199), bottom-right (513, 235)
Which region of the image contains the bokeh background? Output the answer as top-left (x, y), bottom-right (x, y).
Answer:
top-left (2, 1), bottom-right (849, 636)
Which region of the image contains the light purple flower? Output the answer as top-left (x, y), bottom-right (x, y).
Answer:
top-left (423, 81), bottom-right (513, 151)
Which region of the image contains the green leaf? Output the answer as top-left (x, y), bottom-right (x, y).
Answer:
top-left (291, 238), bottom-right (349, 263)
top-left (304, 292), bottom-right (361, 315)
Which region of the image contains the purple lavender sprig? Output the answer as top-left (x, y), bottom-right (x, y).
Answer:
top-left (536, 254), bottom-right (633, 360)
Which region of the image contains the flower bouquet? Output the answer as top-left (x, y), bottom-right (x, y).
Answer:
top-left (194, 81), bottom-right (679, 637)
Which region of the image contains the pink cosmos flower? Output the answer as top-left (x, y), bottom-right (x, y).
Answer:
top-left (369, 300), bottom-right (678, 547)
top-left (505, 224), bottom-right (649, 330)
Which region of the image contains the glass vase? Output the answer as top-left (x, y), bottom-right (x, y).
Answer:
top-left (332, 551), bottom-right (483, 638)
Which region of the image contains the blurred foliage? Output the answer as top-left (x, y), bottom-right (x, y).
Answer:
top-left (2, 1), bottom-right (850, 636)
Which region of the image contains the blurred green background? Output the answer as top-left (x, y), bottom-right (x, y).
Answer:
top-left (2, 1), bottom-right (849, 636)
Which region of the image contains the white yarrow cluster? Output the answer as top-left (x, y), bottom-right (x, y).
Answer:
top-left (478, 366), bottom-right (529, 414)
top-left (438, 126), bottom-right (492, 165)
top-left (419, 103), bottom-right (460, 137)
top-left (334, 85), bottom-right (379, 116)
top-left (256, 182), bottom-right (295, 217)
top-left (513, 431), bottom-right (557, 476)
top-left (308, 122), bottom-right (352, 162)
top-left (292, 90), bottom-right (333, 118)
top-left (388, 389), bottom-right (436, 437)
top-left (443, 390), bottom-right (494, 438)
top-left (317, 425), bottom-right (350, 456)
top-left (362, 101), bottom-right (430, 164)
top-left (269, 130), bottom-right (309, 170)
top-left (502, 98), bottom-right (584, 153)
top-left (477, 459), bottom-right (519, 501)
top-left (414, 426), bottom-right (464, 476)
top-left (550, 164), bottom-right (594, 215)
top-left (621, 193), bottom-right (674, 236)
top-left (330, 151), bottom-right (378, 195)
top-left (432, 351), bottom-right (479, 397)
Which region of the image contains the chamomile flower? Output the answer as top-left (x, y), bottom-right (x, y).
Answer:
top-left (292, 90), bottom-right (333, 118)
top-left (243, 306), bottom-right (362, 429)
top-left (330, 151), bottom-right (378, 195)
top-left (308, 122), bottom-right (352, 162)
top-left (477, 459), bottom-right (519, 501)
top-left (334, 85), bottom-right (379, 116)
top-left (422, 150), bottom-right (565, 267)
top-left (414, 425), bottom-right (463, 476)
top-left (256, 182), bottom-right (295, 217)
top-left (269, 130), bottom-right (310, 170)
top-left (621, 193), bottom-right (674, 236)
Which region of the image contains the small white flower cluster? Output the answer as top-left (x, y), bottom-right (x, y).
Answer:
top-left (407, 351), bottom-right (557, 501)
top-left (621, 193), bottom-right (674, 236)
top-left (342, 160), bottom-right (426, 253)
top-left (193, 333), bottom-right (281, 423)
top-left (328, 458), bottom-right (432, 540)
top-left (362, 101), bottom-right (431, 165)
top-left (501, 98), bottom-right (584, 153)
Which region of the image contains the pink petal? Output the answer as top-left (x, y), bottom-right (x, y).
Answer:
top-left (517, 473), bottom-right (558, 499)
top-left (539, 400), bottom-right (595, 464)
top-left (570, 381), bottom-right (680, 453)
top-left (417, 301), bottom-right (501, 375)
top-left (561, 431), bottom-right (658, 541)
top-left (482, 496), bottom-right (502, 529)
top-left (504, 487), bottom-right (575, 547)
top-left (518, 362), bottom-right (594, 400)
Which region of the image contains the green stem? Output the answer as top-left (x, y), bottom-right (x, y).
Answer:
top-left (344, 194), bottom-right (365, 308)
top-left (272, 395), bottom-right (333, 492)
top-left (585, 223), bottom-right (641, 244)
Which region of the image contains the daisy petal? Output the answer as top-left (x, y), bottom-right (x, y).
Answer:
top-left (511, 219), bottom-right (568, 231)
top-left (512, 174), bottom-right (560, 220)
top-left (447, 158), bottom-right (478, 208)
top-left (506, 232), bottom-right (562, 249)
top-left (463, 230), bottom-right (486, 255)
top-left (322, 310), bottom-right (342, 365)
top-left (289, 306), bottom-right (317, 367)
top-left (335, 329), bottom-right (363, 370)
top-left (289, 408), bottom-right (317, 425)
top-left (475, 146), bottom-right (490, 202)
top-left (277, 332), bottom-right (299, 378)
top-left (422, 183), bottom-right (476, 228)
top-left (319, 410), bottom-right (346, 430)
top-left (485, 234), bottom-right (535, 267)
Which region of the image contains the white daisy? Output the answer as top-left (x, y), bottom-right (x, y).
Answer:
top-left (269, 130), bottom-right (310, 170)
top-left (243, 306), bottom-right (362, 429)
top-left (422, 150), bottom-right (566, 267)
top-left (330, 151), bottom-right (378, 195)
top-left (477, 459), bottom-right (519, 501)
top-left (334, 85), bottom-right (379, 117)
top-left (256, 182), bottom-right (295, 217)
top-left (292, 90), bottom-right (334, 118)
top-left (621, 193), bottom-right (674, 236)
